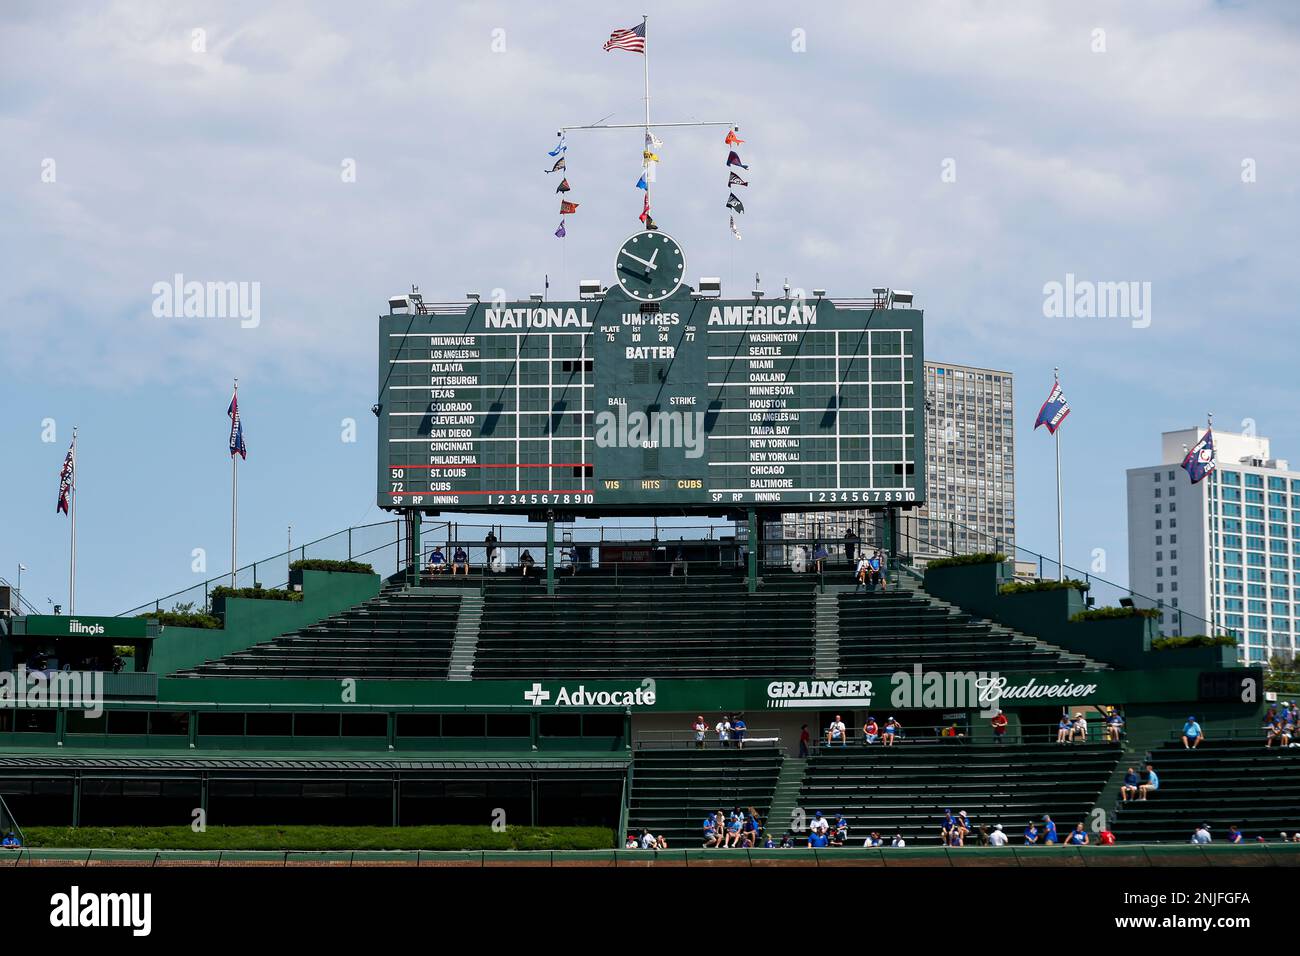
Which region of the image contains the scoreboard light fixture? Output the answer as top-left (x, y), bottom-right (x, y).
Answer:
top-left (697, 277), bottom-right (722, 296)
top-left (466, 292), bottom-right (481, 302)
top-left (813, 289), bottom-right (826, 299)
top-left (529, 293), bottom-right (544, 302)
top-left (388, 294), bottom-right (410, 314)
top-left (888, 289), bottom-right (915, 308)
top-left (579, 279), bottom-right (602, 298)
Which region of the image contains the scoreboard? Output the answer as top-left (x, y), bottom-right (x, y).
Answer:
top-left (377, 233), bottom-right (925, 516)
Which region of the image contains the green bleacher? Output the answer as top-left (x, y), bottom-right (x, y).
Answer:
top-left (178, 588), bottom-right (460, 679)
top-left (626, 747), bottom-right (783, 846)
top-left (796, 741), bottom-right (1120, 845)
top-left (1112, 739), bottom-right (1300, 843)
top-left (472, 570), bottom-right (816, 679)
top-left (838, 588), bottom-right (1103, 673)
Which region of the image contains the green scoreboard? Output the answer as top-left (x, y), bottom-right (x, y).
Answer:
top-left (377, 231), bottom-right (925, 516)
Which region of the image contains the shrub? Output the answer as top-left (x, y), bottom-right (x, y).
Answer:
top-left (290, 559), bottom-right (375, 575)
top-left (999, 578), bottom-right (1091, 595)
top-left (137, 611), bottom-right (222, 629)
top-left (23, 825), bottom-right (615, 851)
top-left (209, 586), bottom-right (302, 603)
top-left (1152, 634), bottom-right (1238, 650)
top-left (925, 552), bottom-right (1007, 571)
top-left (1070, 606), bottom-right (1160, 622)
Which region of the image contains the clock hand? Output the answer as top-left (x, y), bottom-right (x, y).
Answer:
top-left (646, 248), bottom-right (659, 269)
top-left (621, 251), bottom-right (658, 271)
top-left (618, 263), bottom-right (651, 281)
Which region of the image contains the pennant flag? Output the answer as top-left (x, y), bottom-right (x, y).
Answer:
top-left (556, 178), bottom-right (571, 194)
top-left (726, 192), bottom-right (745, 214)
top-left (548, 135), bottom-right (567, 157)
top-left (642, 150), bottom-right (659, 164)
top-left (56, 439), bottom-right (75, 514)
top-left (547, 157), bottom-right (566, 173)
top-left (645, 131), bottom-right (663, 149)
top-left (555, 219), bottom-right (567, 239)
top-left (644, 214), bottom-right (658, 231)
top-left (560, 200), bottom-right (579, 214)
top-left (726, 151), bottom-right (749, 169)
top-left (641, 160), bottom-right (656, 183)
top-left (639, 194), bottom-right (650, 223)
top-left (725, 129), bottom-right (744, 146)
top-left (728, 171), bottom-right (749, 188)
top-left (1182, 428), bottom-right (1217, 484)
top-left (603, 22), bottom-right (646, 54)
top-left (729, 215), bottom-right (742, 240)
top-left (635, 173), bottom-right (648, 190)
top-left (228, 391), bottom-right (247, 459)
top-left (1033, 379), bottom-right (1070, 434)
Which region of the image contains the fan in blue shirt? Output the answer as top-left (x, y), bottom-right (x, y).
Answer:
top-left (1041, 817), bottom-right (1058, 844)
top-left (1023, 823), bottom-right (1039, 845)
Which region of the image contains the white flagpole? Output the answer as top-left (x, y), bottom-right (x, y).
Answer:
top-left (1054, 367), bottom-right (1064, 581)
top-left (1206, 411), bottom-right (1215, 636)
top-left (642, 14), bottom-right (651, 213)
top-left (69, 426), bottom-right (77, 614)
top-left (231, 379), bottom-right (238, 589)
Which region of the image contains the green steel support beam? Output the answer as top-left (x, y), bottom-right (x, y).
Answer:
top-left (747, 508), bottom-right (758, 593)
top-left (545, 516), bottom-right (556, 596)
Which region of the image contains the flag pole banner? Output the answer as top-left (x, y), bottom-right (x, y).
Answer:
top-left (1033, 378), bottom-right (1071, 434)
top-left (1182, 425), bottom-right (1216, 484)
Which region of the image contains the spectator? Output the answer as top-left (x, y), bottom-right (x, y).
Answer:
top-left (862, 716), bottom-right (879, 745)
top-left (732, 715), bottom-right (747, 748)
top-left (1138, 763), bottom-right (1160, 800)
top-left (867, 551), bottom-right (884, 590)
top-left (844, 527), bottom-right (859, 565)
top-left (484, 530), bottom-right (498, 569)
top-left (826, 714), bottom-right (847, 747)
top-left (956, 811), bottom-right (972, 843)
top-left (991, 710), bottom-right (1008, 742)
top-left (1041, 815), bottom-right (1058, 845)
top-left (451, 545), bottom-right (470, 576)
top-left (427, 546), bottom-right (447, 574)
top-left (1228, 826), bottom-right (1243, 845)
top-left (890, 832), bottom-right (907, 848)
top-left (1, 831), bottom-right (19, 849)
top-left (941, 723), bottom-right (960, 738)
top-left (810, 811), bottom-right (829, 837)
top-left (799, 723), bottom-right (811, 758)
top-left (763, 832), bottom-right (776, 849)
top-left (853, 553), bottom-right (871, 593)
top-left (808, 828), bottom-right (830, 849)
top-left (1098, 829), bottom-right (1117, 846)
top-left (1056, 713), bottom-right (1073, 744)
top-left (988, 824), bottom-right (1008, 847)
top-left (882, 716), bottom-right (902, 746)
top-left (702, 813), bottom-right (721, 848)
top-left (716, 715), bottom-right (732, 748)
top-left (1265, 713), bottom-right (1291, 749)
top-left (977, 825), bottom-right (991, 847)
top-left (639, 829), bottom-right (656, 849)
top-left (692, 715), bottom-right (708, 750)
top-left (1120, 766), bottom-right (1140, 802)
top-left (1023, 821), bottom-right (1040, 845)
top-left (1191, 824), bottom-right (1212, 845)
top-left (625, 833), bottom-right (639, 849)
top-left (1066, 822), bottom-right (1089, 846)
top-left (111, 655), bottom-right (125, 675)
top-left (725, 812), bottom-right (743, 848)
top-left (1104, 708), bottom-right (1125, 742)
top-left (670, 542), bottom-right (687, 578)
top-left (812, 540), bottom-right (829, 574)
top-left (940, 809), bottom-right (957, 846)
top-left (949, 826), bottom-right (964, 848)
top-left (1071, 712), bottom-right (1088, 743)
top-left (1182, 715), bottom-right (1204, 749)
top-left (519, 549), bottom-right (536, 578)
top-left (834, 814), bottom-right (849, 845)
top-left (861, 831), bottom-right (882, 847)
top-left (780, 832), bottom-right (796, 848)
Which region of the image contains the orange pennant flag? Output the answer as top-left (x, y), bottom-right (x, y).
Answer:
top-left (725, 129), bottom-right (744, 146)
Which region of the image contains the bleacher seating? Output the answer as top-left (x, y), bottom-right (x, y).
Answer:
top-left (472, 569), bottom-right (816, 678)
top-left (796, 740), bottom-right (1120, 845)
top-left (627, 747), bottom-right (783, 846)
top-left (838, 589), bottom-right (1103, 673)
top-left (177, 589), bottom-right (460, 679)
top-left (1112, 739), bottom-right (1300, 843)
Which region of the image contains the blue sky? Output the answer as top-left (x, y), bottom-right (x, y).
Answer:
top-left (2, 1), bottom-right (1298, 614)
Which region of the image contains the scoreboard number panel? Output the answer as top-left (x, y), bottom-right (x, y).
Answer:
top-left (377, 231), bottom-right (925, 515)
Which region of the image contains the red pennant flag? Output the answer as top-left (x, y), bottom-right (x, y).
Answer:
top-left (725, 128), bottom-right (744, 146)
top-left (560, 200), bottom-right (579, 214)
top-left (638, 194), bottom-right (650, 223)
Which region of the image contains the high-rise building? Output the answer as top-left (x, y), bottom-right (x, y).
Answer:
top-left (1127, 427), bottom-right (1300, 663)
top-left (778, 361), bottom-right (1016, 558)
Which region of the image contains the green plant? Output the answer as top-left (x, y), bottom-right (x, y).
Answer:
top-left (1070, 606), bottom-right (1160, 622)
top-left (999, 578), bottom-right (1091, 595)
top-left (925, 552), bottom-right (1007, 571)
top-left (1151, 634), bottom-right (1238, 650)
top-left (23, 825), bottom-right (615, 851)
top-left (137, 611), bottom-right (222, 629)
top-left (209, 585), bottom-right (302, 603)
top-left (290, 558), bottom-right (375, 575)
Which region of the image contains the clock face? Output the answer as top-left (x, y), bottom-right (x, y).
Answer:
top-left (614, 231), bottom-right (686, 302)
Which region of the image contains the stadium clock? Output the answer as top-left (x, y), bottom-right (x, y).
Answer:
top-left (613, 230), bottom-right (686, 302)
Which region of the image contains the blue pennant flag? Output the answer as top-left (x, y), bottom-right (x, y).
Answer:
top-left (228, 390), bottom-right (247, 459)
top-left (635, 173), bottom-right (648, 190)
top-left (554, 219), bottom-right (566, 238)
top-left (1182, 428), bottom-right (1216, 484)
top-left (1033, 379), bottom-right (1070, 434)
top-left (548, 135), bottom-right (567, 157)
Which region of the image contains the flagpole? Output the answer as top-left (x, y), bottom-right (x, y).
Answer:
top-left (1206, 411), bottom-right (1215, 637)
top-left (69, 426), bottom-right (77, 614)
top-left (1054, 367), bottom-right (1063, 582)
top-left (642, 14), bottom-right (651, 213)
top-left (231, 379), bottom-right (238, 589)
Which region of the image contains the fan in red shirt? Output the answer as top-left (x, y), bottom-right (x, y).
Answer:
top-left (991, 711), bottom-right (1009, 740)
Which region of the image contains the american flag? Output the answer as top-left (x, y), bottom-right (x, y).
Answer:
top-left (603, 22), bottom-right (646, 53)
top-left (56, 439), bottom-right (75, 514)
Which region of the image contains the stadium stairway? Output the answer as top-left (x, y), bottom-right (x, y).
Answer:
top-left (446, 590), bottom-right (484, 680)
top-left (795, 740), bottom-right (1121, 845)
top-left (176, 588), bottom-right (461, 679)
top-left (765, 755), bottom-right (807, 837)
top-left (1111, 739), bottom-right (1300, 843)
top-left (626, 747), bottom-right (784, 847)
top-left (837, 586), bottom-right (1107, 674)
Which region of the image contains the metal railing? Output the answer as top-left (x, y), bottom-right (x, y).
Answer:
top-left (635, 729), bottom-right (782, 750)
top-left (118, 520), bottom-right (403, 617)
top-left (807, 721), bottom-right (1126, 752)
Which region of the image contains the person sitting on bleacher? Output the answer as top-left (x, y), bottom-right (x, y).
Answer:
top-left (625, 833), bottom-right (639, 849)
top-left (763, 832), bottom-right (777, 849)
top-left (891, 832), bottom-right (907, 848)
top-left (1190, 823), bottom-right (1212, 845)
top-left (702, 814), bottom-right (721, 848)
top-left (669, 544), bottom-right (687, 577)
top-left (451, 546), bottom-right (470, 576)
top-left (862, 716), bottom-right (879, 745)
top-left (780, 832), bottom-right (796, 848)
top-left (809, 811), bottom-right (829, 840)
top-left (988, 824), bottom-right (1008, 846)
top-left (1056, 714), bottom-right (1073, 744)
top-left (427, 546), bottom-right (447, 574)
top-left (1181, 715), bottom-right (1205, 749)
top-left (519, 549), bottom-right (536, 577)
top-left (1104, 708), bottom-right (1125, 742)
top-left (1023, 821), bottom-right (1040, 845)
top-left (940, 809), bottom-right (958, 846)
top-left (854, 554), bottom-right (871, 593)
top-left (1, 831), bottom-right (20, 849)
top-left (1138, 763), bottom-right (1159, 800)
top-left (834, 814), bottom-right (849, 845)
top-left (826, 714), bottom-right (847, 747)
top-left (1071, 712), bottom-right (1088, 742)
top-left (1120, 766), bottom-right (1140, 802)
top-left (956, 810), bottom-right (973, 842)
top-left (1228, 825), bottom-right (1244, 844)
top-left (725, 812), bottom-right (744, 848)
top-left (882, 716), bottom-right (902, 747)
top-left (1067, 822), bottom-right (1090, 845)
top-left (807, 828), bottom-right (830, 849)
top-left (1266, 712), bottom-right (1292, 749)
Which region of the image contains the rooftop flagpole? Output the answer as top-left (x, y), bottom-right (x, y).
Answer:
top-left (642, 15), bottom-right (651, 213)
top-left (1054, 367), bottom-right (1064, 582)
top-left (231, 379), bottom-right (239, 589)
top-left (69, 426), bottom-right (77, 614)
